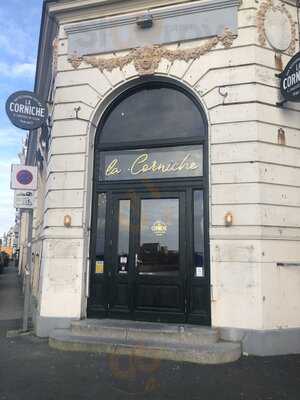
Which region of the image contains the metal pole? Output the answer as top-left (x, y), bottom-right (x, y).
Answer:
top-left (22, 209), bottom-right (33, 332)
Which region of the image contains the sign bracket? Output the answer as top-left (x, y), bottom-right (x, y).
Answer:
top-left (276, 99), bottom-right (288, 108)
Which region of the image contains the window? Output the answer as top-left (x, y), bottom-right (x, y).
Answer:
top-left (97, 83), bottom-right (206, 148)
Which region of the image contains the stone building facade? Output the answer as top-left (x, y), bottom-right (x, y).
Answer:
top-left (22, 0), bottom-right (300, 355)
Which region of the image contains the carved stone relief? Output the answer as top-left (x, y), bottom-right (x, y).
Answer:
top-left (68, 28), bottom-right (237, 76)
top-left (257, 0), bottom-right (296, 55)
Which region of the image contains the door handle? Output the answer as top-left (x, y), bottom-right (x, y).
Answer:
top-left (135, 253), bottom-right (141, 270)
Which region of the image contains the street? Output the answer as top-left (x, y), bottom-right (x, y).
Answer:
top-left (0, 265), bottom-right (300, 400)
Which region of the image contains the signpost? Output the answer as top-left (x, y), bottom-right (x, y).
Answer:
top-left (6, 90), bottom-right (47, 333)
top-left (278, 52), bottom-right (300, 105)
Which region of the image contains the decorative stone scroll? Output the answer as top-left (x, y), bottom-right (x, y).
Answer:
top-left (257, 0), bottom-right (296, 55)
top-left (68, 28), bottom-right (237, 76)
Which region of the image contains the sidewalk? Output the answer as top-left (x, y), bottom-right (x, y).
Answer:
top-left (0, 264), bottom-right (299, 399)
top-left (0, 263), bottom-right (24, 335)
top-left (0, 333), bottom-right (299, 399)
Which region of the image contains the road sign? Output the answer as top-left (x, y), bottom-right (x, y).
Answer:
top-left (13, 191), bottom-right (35, 209)
top-left (6, 91), bottom-right (48, 130)
top-left (11, 165), bottom-right (37, 190)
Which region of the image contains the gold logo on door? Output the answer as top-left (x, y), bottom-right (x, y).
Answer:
top-left (151, 221), bottom-right (168, 236)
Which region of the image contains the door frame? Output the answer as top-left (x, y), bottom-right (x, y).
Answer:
top-left (87, 78), bottom-right (211, 325)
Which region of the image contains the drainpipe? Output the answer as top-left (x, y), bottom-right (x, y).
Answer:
top-left (22, 209), bottom-right (33, 332)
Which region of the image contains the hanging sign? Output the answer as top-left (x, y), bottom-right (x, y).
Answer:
top-left (14, 191), bottom-right (35, 209)
top-left (6, 91), bottom-right (48, 130)
top-left (279, 52), bottom-right (300, 102)
top-left (10, 165), bottom-right (38, 190)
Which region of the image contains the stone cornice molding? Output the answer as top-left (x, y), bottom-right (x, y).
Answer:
top-left (68, 28), bottom-right (237, 76)
top-left (64, 0), bottom-right (240, 34)
top-left (64, 0), bottom-right (239, 57)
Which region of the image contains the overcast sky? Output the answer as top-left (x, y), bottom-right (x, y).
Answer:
top-left (0, 0), bottom-right (42, 237)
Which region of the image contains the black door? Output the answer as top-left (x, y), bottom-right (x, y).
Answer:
top-left (133, 191), bottom-right (186, 322)
top-left (88, 187), bottom-right (210, 324)
top-left (105, 190), bottom-right (186, 321)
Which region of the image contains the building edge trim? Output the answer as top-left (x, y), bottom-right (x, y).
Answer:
top-left (219, 326), bottom-right (300, 356)
top-left (35, 315), bottom-right (75, 338)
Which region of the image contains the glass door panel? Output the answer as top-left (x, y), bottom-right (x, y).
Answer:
top-left (95, 193), bottom-right (107, 275)
top-left (88, 193), bottom-right (108, 318)
top-left (188, 189), bottom-right (210, 325)
top-left (107, 195), bottom-right (133, 318)
top-left (193, 190), bottom-right (205, 278)
top-left (117, 200), bottom-right (130, 275)
top-left (138, 199), bottom-right (180, 276)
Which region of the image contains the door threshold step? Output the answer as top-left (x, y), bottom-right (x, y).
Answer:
top-left (49, 328), bottom-right (241, 365)
top-left (71, 319), bottom-right (219, 346)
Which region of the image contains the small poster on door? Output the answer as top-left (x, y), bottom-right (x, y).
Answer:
top-left (95, 261), bottom-right (104, 274)
top-left (196, 267), bottom-right (204, 277)
top-left (120, 256), bottom-right (127, 264)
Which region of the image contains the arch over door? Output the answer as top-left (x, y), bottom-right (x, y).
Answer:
top-left (96, 81), bottom-right (207, 149)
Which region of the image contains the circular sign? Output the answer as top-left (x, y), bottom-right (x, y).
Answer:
top-left (16, 170), bottom-right (33, 186)
top-left (6, 91), bottom-right (48, 130)
top-left (280, 52), bottom-right (300, 103)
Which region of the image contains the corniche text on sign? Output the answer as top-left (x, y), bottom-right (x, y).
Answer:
top-left (100, 145), bottom-right (203, 181)
top-left (280, 52), bottom-right (300, 103)
top-left (6, 91), bottom-right (48, 130)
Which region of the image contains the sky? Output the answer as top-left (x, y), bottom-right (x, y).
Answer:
top-left (0, 0), bottom-right (42, 238)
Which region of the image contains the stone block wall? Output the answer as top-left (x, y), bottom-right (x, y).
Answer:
top-left (33, 0), bottom-right (300, 335)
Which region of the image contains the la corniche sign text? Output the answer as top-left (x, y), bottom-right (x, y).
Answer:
top-left (6, 91), bottom-right (48, 130)
top-left (100, 145), bottom-right (203, 181)
top-left (279, 52), bottom-right (300, 103)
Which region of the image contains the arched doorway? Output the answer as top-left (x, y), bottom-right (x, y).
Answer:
top-left (88, 79), bottom-right (210, 325)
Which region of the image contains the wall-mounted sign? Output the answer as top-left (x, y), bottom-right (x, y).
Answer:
top-left (100, 145), bottom-right (203, 181)
top-left (6, 91), bottom-right (48, 130)
top-left (279, 52), bottom-right (300, 103)
top-left (11, 165), bottom-right (37, 190)
top-left (14, 191), bottom-right (35, 209)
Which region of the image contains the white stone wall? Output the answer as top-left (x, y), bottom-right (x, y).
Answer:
top-left (35, 0), bottom-right (300, 331)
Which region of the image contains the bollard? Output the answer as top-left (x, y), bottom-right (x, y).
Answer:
top-left (22, 267), bottom-right (31, 332)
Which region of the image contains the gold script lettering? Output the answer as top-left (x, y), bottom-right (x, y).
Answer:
top-left (129, 153), bottom-right (200, 176)
top-left (106, 159), bottom-right (121, 176)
